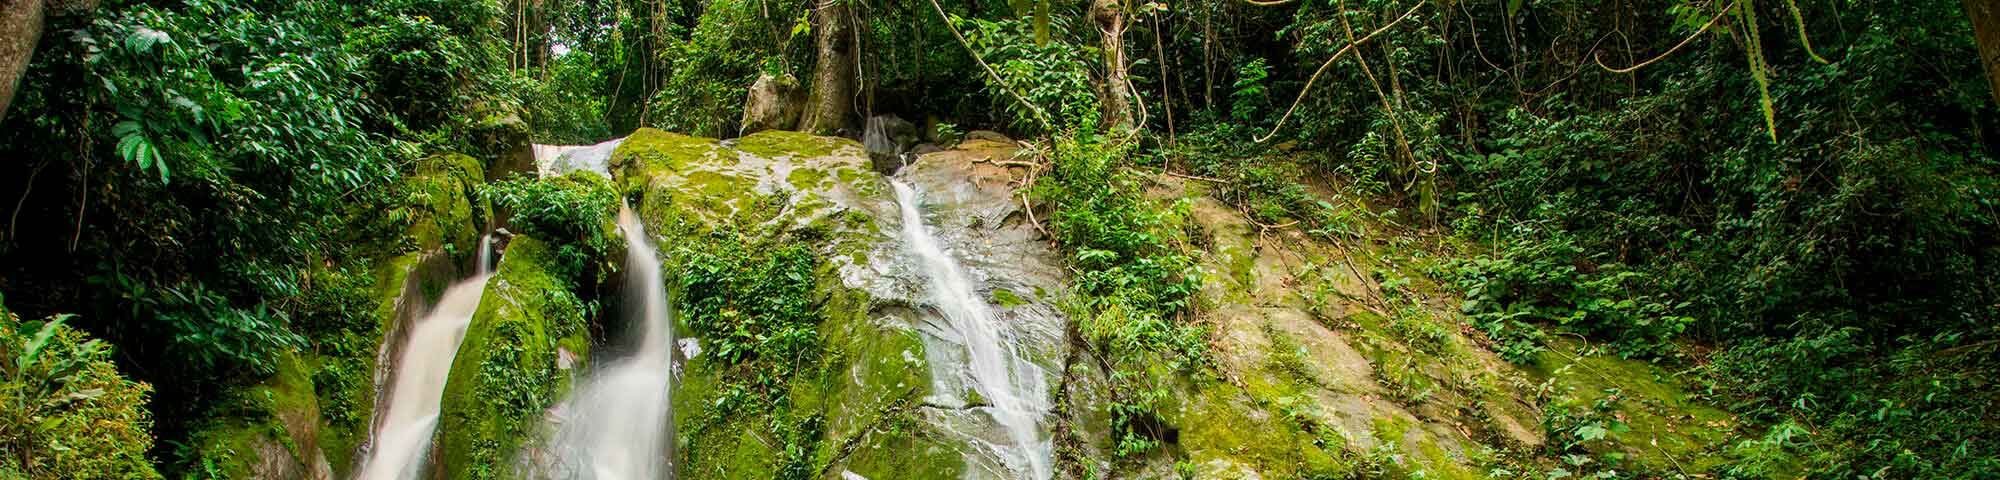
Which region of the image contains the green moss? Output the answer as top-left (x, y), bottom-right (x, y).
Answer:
top-left (991, 289), bottom-right (1028, 308)
top-left (1174, 380), bottom-right (1349, 479)
top-left (436, 237), bottom-right (585, 479)
top-left (1413, 438), bottom-right (1481, 480)
top-left (611, 128), bottom-right (726, 187)
top-left (401, 153), bottom-right (487, 255)
top-left (787, 167), bottom-right (829, 191)
top-left (184, 352), bottom-right (323, 479)
top-left (836, 407), bottom-right (961, 480)
top-left (1528, 338), bottom-right (1735, 473)
top-left (684, 170), bottom-right (755, 210)
top-left (735, 130), bottom-right (854, 159)
top-left (834, 167), bottom-right (885, 200)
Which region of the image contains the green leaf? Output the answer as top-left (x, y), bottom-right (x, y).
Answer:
top-left (19, 314), bottom-right (75, 371)
top-left (1577, 423), bottom-right (1609, 441)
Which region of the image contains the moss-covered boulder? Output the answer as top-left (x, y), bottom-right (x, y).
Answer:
top-left (1092, 171), bottom-right (1742, 479)
top-left (181, 352), bottom-right (334, 480)
top-left (400, 152), bottom-right (489, 257)
top-left (435, 237), bottom-right (589, 479)
top-left (607, 128), bottom-right (976, 479)
top-left (470, 108), bottom-right (537, 183)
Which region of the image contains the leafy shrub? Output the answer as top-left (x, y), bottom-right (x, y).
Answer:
top-left (959, 16), bottom-right (1099, 131)
top-left (1035, 135), bottom-right (1201, 343)
top-left (346, 13), bottom-right (481, 130)
top-left (1035, 133), bottom-right (1206, 458)
top-left (0, 0), bottom-right (411, 386)
top-left (1541, 388), bottom-right (1630, 453)
top-left (481, 173), bottom-right (620, 284)
top-left (1, 299), bottom-right (160, 479)
top-left (677, 232), bottom-right (820, 371)
top-left (1445, 233), bottom-right (1692, 360)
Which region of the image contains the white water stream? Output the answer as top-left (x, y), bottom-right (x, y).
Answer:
top-left (891, 180), bottom-right (1051, 480)
top-left (549, 205), bottom-right (676, 479)
top-left (356, 236), bottom-right (496, 480)
top-left (533, 137), bottom-right (625, 178)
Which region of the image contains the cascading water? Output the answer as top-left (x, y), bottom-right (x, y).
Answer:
top-left (549, 204), bottom-right (676, 479)
top-left (356, 236), bottom-right (497, 480)
top-left (891, 180), bottom-right (1051, 480)
top-left (534, 137), bottom-right (626, 178)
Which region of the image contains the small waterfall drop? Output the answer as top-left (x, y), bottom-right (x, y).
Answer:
top-left (534, 137), bottom-right (626, 178)
top-left (356, 235), bottom-right (497, 480)
top-left (891, 181), bottom-right (1051, 480)
top-left (551, 204), bottom-right (676, 479)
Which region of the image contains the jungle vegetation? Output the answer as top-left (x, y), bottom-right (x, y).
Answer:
top-left (0, 0), bottom-right (1995, 477)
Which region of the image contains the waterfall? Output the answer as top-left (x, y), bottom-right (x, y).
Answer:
top-left (550, 204), bottom-right (676, 479)
top-left (356, 235), bottom-right (496, 480)
top-left (891, 181), bottom-right (1051, 480)
top-left (534, 137), bottom-right (626, 178)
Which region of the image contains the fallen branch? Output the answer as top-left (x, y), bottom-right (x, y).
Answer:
top-left (1022, 192), bottom-right (1052, 240)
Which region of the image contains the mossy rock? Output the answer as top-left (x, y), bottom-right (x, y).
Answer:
top-left (436, 237), bottom-right (588, 479)
top-left (311, 249), bottom-right (461, 475)
top-left (402, 152), bottom-right (488, 256)
top-left (1527, 338), bottom-right (1738, 473)
top-left (671, 266), bottom-right (959, 478)
top-left (734, 130), bottom-right (855, 159)
top-left (610, 128), bottom-right (728, 187)
top-left (183, 352), bottom-right (332, 480)
top-left (469, 109), bottom-right (536, 181)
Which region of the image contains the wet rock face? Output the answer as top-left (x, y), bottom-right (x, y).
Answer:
top-left (600, 128), bottom-right (1071, 479)
top-left (887, 140), bottom-right (1071, 480)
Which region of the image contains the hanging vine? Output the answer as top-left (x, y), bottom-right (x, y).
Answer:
top-left (1598, 0), bottom-right (1836, 142)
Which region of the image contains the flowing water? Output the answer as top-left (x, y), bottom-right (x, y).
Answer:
top-left (891, 180), bottom-right (1051, 480)
top-left (549, 205), bottom-right (676, 479)
top-left (533, 137), bottom-right (626, 178)
top-left (356, 236), bottom-right (496, 480)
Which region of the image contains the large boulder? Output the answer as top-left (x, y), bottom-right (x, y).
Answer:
top-left (470, 108), bottom-right (536, 189)
top-left (740, 73), bottom-right (804, 134)
top-left (400, 152), bottom-right (488, 257)
top-left (180, 353), bottom-right (335, 480)
top-left (435, 237), bottom-right (589, 479)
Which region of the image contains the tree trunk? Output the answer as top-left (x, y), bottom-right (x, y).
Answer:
top-left (1968, 0), bottom-right (2000, 106)
top-left (607, 0), bottom-right (668, 133)
top-left (1093, 0), bottom-right (1135, 132)
top-left (0, 0), bottom-right (48, 121)
top-left (528, 0), bottom-right (549, 73)
top-left (799, 2), bottom-right (855, 135)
